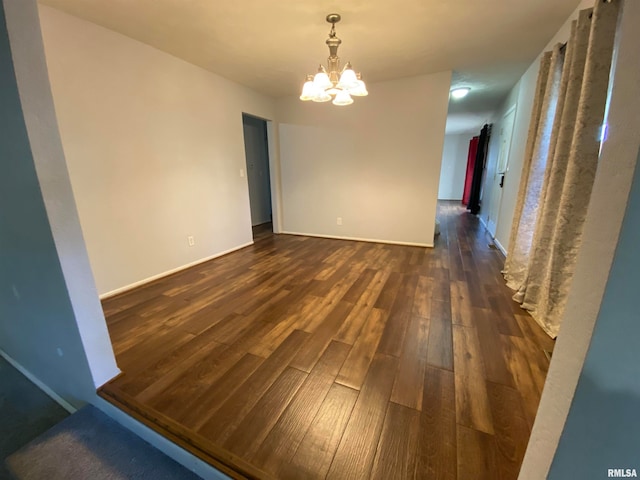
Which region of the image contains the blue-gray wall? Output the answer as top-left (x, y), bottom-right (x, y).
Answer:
top-left (0, 2), bottom-right (94, 406)
top-left (549, 148), bottom-right (640, 478)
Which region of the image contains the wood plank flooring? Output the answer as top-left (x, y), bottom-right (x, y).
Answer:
top-left (99, 201), bottom-right (554, 479)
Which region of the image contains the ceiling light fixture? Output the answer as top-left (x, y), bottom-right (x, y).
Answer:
top-left (450, 87), bottom-right (471, 99)
top-left (300, 14), bottom-right (368, 106)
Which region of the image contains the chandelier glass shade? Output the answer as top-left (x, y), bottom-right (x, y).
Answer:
top-left (300, 14), bottom-right (368, 106)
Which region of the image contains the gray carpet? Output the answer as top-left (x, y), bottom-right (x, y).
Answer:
top-left (0, 357), bottom-right (69, 480)
top-left (6, 405), bottom-right (203, 479)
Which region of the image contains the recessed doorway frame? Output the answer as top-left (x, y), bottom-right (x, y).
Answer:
top-left (240, 112), bottom-right (283, 236)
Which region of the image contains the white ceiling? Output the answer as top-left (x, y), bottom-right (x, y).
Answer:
top-left (39, 0), bottom-right (582, 134)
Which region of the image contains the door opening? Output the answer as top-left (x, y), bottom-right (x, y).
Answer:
top-left (486, 105), bottom-right (517, 237)
top-left (242, 114), bottom-right (273, 240)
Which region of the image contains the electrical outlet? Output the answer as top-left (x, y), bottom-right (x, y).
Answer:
top-left (188, 235), bottom-right (195, 247)
top-left (337, 217), bottom-right (343, 226)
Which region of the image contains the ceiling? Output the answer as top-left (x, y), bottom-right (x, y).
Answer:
top-left (38, 0), bottom-right (582, 134)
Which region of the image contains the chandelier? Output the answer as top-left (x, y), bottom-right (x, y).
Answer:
top-left (299, 14), bottom-right (368, 106)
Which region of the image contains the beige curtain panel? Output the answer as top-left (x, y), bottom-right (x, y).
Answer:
top-left (503, 0), bottom-right (620, 338)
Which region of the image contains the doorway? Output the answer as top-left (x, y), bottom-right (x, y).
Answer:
top-left (242, 114), bottom-right (273, 240)
top-left (486, 105), bottom-right (517, 237)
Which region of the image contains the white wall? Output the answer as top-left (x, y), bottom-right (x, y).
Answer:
top-left (438, 133), bottom-right (471, 200)
top-left (482, 0), bottom-right (594, 254)
top-left (1, 0), bottom-right (118, 407)
top-left (277, 72), bottom-right (451, 247)
top-left (38, 6), bottom-right (278, 296)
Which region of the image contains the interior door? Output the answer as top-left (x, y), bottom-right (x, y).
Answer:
top-left (486, 106), bottom-right (516, 237)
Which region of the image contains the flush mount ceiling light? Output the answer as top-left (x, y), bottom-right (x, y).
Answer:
top-left (300, 14), bottom-right (368, 106)
top-left (450, 87), bottom-right (471, 99)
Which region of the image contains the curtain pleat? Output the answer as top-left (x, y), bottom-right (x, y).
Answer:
top-left (516, 18), bottom-right (588, 308)
top-left (503, 0), bottom-right (620, 337)
top-left (503, 51), bottom-right (555, 290)
top-left (503, 53), bottom-right (549, 279)
top-left (527, 0), bottom-right (619, 336)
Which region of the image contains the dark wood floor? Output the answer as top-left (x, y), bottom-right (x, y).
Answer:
top-left (252, 222), bottom-right (273, 242)
top-left (100, 202), bottom-right (554, 480)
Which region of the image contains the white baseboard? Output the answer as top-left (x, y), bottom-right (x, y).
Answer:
top-left (280, 231), bottom-right (433, 248)
top-left (477, 217), bottom-right (508, 256)
top-left (494, 238), bottom-right (507, 256)
top-left (0, 349), bottom-right (77, 414)
top-left (99, 241), bottom-right (254, 299)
